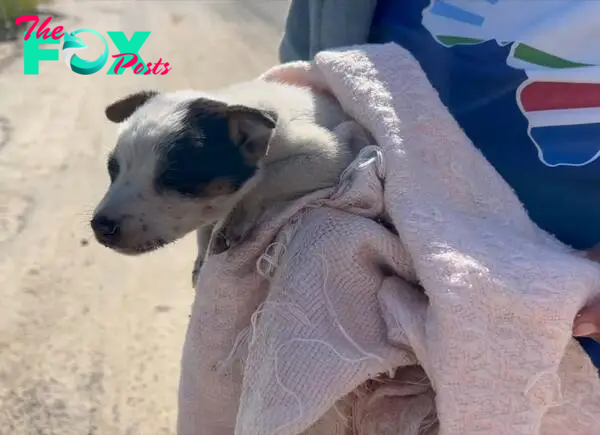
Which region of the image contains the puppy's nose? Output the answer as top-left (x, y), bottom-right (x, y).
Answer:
top-left (91, 215), bottom-right (121, 244)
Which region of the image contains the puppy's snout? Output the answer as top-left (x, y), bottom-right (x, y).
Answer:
top-left (91, 215), bottom-right (121, 245)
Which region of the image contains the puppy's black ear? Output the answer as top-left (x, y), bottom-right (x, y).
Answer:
top-left (226, 105), bottom-right (277, 165)
top-left (105, 90), bottom-right (159, 123)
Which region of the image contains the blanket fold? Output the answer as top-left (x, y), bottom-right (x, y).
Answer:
top-left (178, 43), bottom-right (600, 435)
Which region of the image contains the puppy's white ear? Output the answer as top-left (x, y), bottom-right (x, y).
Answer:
top-left (226, 105), bottom-right (277, 165)
top-left (105, 90), bottom-right (159, 123)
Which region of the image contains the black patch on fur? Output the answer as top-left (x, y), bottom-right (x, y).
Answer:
top-left (155, 102), bottom-right (257, 197)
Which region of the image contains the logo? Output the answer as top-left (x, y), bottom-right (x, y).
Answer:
top-left (62, 30), bottom-right (108, 75)
top-left (421, 0), bottom-right (600, 167)
top-left (517, 74), bottom-right (600, 167)
top-left (15, 15), bottom-right (172, 76)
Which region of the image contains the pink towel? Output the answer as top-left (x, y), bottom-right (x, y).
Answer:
top-left (177, 43), bottom-right (600, 435)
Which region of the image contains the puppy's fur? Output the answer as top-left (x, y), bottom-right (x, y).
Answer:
top-left (91, 80), bottom-right (357, 284)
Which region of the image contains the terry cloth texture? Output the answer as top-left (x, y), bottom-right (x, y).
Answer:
top-left (177, 43), bottom-right (600, 435)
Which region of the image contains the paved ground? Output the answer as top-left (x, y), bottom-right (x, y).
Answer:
top-left (0, 1), bottom-right (289, 433)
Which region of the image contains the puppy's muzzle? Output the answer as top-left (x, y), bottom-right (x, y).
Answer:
top-left (91, 215), bottom-right (121, 246)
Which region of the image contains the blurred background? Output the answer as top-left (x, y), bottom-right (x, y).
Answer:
top-left (0, 0), bottom-right (289, 433)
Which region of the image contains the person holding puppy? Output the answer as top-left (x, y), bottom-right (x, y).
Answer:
top-left (279, 0), bottom-right (600, 369)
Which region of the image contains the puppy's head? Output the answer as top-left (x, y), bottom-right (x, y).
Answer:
top-left (91, 89), bottom-right (277, 255)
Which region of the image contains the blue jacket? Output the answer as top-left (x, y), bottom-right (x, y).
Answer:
top-left (278, 0), bottom-right (600, 370)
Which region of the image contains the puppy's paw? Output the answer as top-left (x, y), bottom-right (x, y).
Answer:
top-left (209, 221), bottom-right (251, 254)
top-left (228, 204), bottom-right (265, 246)
top-left (208, 230), bottom-right (230, 255)
top-left (209, 202), bottom-right (264, 254)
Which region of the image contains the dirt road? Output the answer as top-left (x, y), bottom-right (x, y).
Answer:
top-left (0, 1), bottom-right (288, 433)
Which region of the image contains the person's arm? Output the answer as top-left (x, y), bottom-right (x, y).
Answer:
top-left (278, 0), bottom-right (379, 63)
top-left (279, 0), bottom-right (311, 63)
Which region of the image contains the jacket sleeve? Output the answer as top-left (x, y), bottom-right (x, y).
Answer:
top-left (278, 0), bottom-right (379, 63)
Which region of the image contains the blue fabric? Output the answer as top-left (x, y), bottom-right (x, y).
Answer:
top-left (369, 0), bottom-right (600, 368)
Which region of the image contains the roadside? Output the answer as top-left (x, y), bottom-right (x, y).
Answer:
top-left (0, 1), bottom-right (287, 433)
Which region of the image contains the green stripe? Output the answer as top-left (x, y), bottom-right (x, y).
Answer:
top-left (437, 35), bottom-right (484, 46)
top-left (513, 44), bottom-right (589, 68)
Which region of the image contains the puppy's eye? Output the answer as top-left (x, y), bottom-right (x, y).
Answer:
top-left (107, 156), bottom-right (120, 182)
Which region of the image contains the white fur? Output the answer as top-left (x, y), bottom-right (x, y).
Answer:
top-left (94, 80), bottom-right (357, 284)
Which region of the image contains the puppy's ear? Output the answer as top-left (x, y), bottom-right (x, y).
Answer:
top-left (226, 105), bottom-right (277, 165)
top-left (105, 90), bottom-right (159, 123)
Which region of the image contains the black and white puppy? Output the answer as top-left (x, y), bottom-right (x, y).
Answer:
top-left (91, 80), bottom-right (357, 284)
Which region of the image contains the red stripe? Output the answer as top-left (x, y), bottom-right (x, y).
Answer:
top-left (520, 82), bottom-right (600, 112)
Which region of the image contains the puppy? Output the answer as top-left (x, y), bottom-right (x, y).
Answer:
top-left (90, 80), bottom-right (358, 285)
